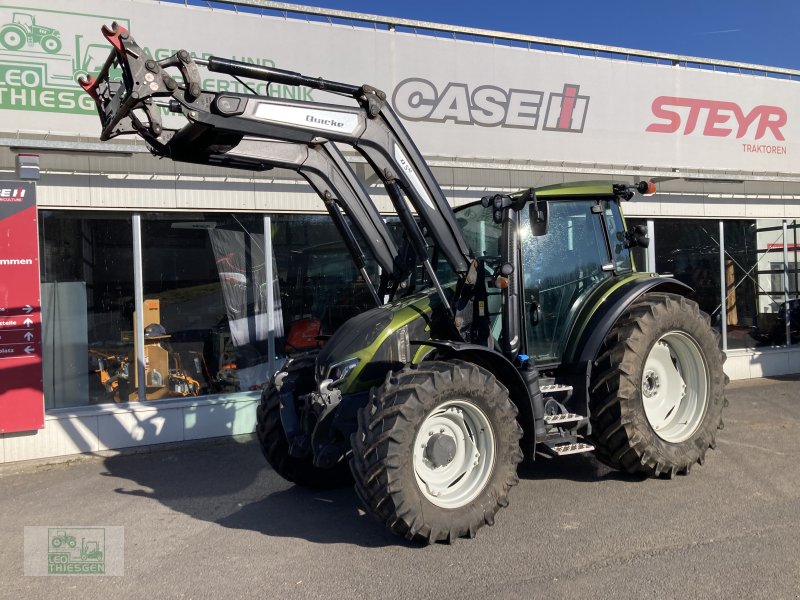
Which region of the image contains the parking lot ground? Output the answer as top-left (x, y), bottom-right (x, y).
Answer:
top-left (2, 375), bottom-right (800, 599)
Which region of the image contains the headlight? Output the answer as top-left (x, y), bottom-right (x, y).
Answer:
top-left (327, 357), bottom-right (360, 386)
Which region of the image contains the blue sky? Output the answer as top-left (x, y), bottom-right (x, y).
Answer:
top-left (248, 0), bottom-right (800, 70)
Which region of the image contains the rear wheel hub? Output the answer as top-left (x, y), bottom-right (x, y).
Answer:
top-left (425, 433), bottom-right (457, 468)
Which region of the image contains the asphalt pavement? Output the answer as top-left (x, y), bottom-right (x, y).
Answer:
top-left (2, 376), bottom-right (800, 599)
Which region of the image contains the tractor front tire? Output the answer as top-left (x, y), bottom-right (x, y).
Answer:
top-left (40, 34), bottom-right (61, 54)
top-left (256, 374), bottom-right (352, 489)
top-left (590, 292), bottom-right (726, 477)
top-left (351, 360), bottom-right (523, 543)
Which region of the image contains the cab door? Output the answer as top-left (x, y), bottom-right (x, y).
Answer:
top-left (521, 199), bottom-right (613, 365)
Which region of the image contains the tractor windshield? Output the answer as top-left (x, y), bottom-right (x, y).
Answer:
top-left (14, 13), bottom-right (34, 27)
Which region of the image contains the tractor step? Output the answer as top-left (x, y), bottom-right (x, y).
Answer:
top-left (551, 442), bottom-right (595, 456)
top-left (540, 384), bottom-right (573, 394)
top-left (544, 412), bottom-right (584, 425)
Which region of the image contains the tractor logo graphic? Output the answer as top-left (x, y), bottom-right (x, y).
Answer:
top-left (0, 11), bottom-right (62, 54)
top-left (0, 5), bottom-right (129, 115)
top-left (47, 527), bottom-right (106, 574)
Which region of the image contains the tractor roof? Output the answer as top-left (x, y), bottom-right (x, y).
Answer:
top-left (528, 181), bottom-right (618, 198)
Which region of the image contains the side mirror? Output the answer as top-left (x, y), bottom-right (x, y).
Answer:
top-left (624, 223), bottom-right (650, 248)
top-left (529, 198), bottom-right (548, 237)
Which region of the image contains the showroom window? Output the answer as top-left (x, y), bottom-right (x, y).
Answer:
top-left (626, 217), bottom-right (798, 351)
top-left (650, 219), bottom-right (722, 323)
top-left (39, 211), bottom-right (135, 408)
top-left (141, 213), bottom-right (269, 399)
top-left (38, 210), bottom-right (372, 408)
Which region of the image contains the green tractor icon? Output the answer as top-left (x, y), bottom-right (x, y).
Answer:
top-left (0, 12), bottom-right (62, 54)
top-left (50, 530), bottom-right (77, 548)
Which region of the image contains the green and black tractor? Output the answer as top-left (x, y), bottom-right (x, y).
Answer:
top-left (84, 23), bottom-right (727, 544)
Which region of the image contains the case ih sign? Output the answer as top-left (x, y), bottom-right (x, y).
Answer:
top-left (0, 180), bottom-right (43, 433)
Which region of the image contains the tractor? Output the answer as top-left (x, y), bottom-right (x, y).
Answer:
top-left (82, 23), bottom-right (727, 544)
top-left (0, 12), bottom-right (61, 54)
top-left (50, 530), bottom-right (76, 548)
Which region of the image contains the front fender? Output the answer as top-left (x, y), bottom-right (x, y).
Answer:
top-left (413, 340), bottom-right (537, 448)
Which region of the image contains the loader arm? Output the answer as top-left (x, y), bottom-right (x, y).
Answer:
top-left (80, 23), bottom-right (471, 280)
top-left (79, 25), bottom-right (415, 302)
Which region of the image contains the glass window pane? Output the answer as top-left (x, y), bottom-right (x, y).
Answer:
top-left (522, 200), bottom-right (611, 364)
top-left (603, 201), bottom-right (633, 273)
top-left (652, 220), bottom-right (721, 331)
top-left (789, 220), bottom-right (799, 345)
top-left (141, 213), bottom-right (267, 398)
top-left (271, 214), bottom-right (380, 356)
top-left (39, 211), bottom-right (134, 407)
top-left (730, 219), bottom-right (793, 348)
top-left (721, 219), bottom-right (800, 348)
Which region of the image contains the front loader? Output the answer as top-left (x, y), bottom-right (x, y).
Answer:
top-left (82, 24), bottom-right (727, 544)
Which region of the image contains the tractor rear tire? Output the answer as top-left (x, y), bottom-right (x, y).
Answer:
top-left (589, 292), bottom-right (727, 477)
top-left (256, 369), bottom-right (352, 489)
top-left (0, 26), bottom-right (25, 51)
top-left (350, 360), bottom-right (523, 543)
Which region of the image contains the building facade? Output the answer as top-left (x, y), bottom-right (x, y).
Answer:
top-left (0, 0), bottom-right (798, 463)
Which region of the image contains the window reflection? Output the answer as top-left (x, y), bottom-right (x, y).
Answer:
top-left (735, 219), bottom-right (797, 348)
top-left (522, 200), bottom-right (610, 364)
top-left (270, 215), bottom-right (380, 357)
top-left (651, 220), bottom-right (721, 326)
top-left (39, 211), bottom-right (134, 407)
top-left (141, 213), bottom-right (268, 398)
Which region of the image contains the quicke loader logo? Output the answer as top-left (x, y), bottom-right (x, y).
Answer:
top-left (392, 78), bottom-right (590, 132)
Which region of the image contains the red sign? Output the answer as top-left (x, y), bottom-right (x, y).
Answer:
top-left (646, 96), bottom-right (787, 140)
top-left (0, 181), bottom-right (43, 433)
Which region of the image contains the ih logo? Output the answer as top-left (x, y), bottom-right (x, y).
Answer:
top-left (392, 78), bottom-right (590, 132)
top-left (542, 84), bottom-right (589, 133)
top-left (0, 5), bottom-right (130, 115)
top-left (47, 527), bottom-right (106, 575)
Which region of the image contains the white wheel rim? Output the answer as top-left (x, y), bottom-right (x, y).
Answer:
top-left (641, 331), bottom-right (709, 443)
top-left (43, 38), bottom-right (58, 51)
top-left (412, 399), bottom-right (495, 509)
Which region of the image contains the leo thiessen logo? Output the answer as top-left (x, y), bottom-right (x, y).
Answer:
top-left (0, 6), bottom-right (130, 115)
top-left (392, 78), bottom-right (590, 132)
top-left (47, 528), bottom-right (106, 574)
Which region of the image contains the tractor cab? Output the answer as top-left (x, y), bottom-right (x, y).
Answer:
top-left (453, 181), bottom-right (649, 368)
top-left (12, 13), bottom-right (34, 28)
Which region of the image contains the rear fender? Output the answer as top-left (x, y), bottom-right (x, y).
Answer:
top-left (562, 276), bottom-right (694, 414)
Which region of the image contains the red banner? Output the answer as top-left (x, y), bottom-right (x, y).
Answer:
top-left (0, 181), bottom-right (43, 433)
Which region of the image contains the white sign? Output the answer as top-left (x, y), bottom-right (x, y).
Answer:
top-left (0, 0), bottom-right (797, 173)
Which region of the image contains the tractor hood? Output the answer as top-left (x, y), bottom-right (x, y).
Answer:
top-left (315, 290), bottom-right (445, 393)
